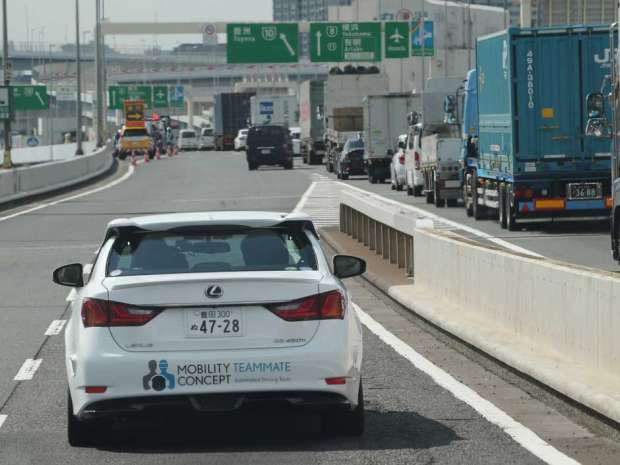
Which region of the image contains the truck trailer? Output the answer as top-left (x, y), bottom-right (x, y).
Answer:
top-left (363, 93), bottom-right (416, 184)
top-left (299, 80), bottom-right (326, 165)
top-left (460, 26), bottom-right (612, 230)
top-left (250, 95), bottom-right (298, 127)
top-left (213, 92), bottom-right (254, 151)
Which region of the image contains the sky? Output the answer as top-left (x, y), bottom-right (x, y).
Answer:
top-left (7, 0), bottom-right (273, 49)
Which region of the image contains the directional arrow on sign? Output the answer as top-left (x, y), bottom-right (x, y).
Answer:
top-left (280, 33), bottom-right (295, 56)
top-left (34, 90), bottom-right (45, 106)
top-left (316, 31), bottom-right (322, 57)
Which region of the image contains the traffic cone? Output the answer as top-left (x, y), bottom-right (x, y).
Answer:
top-left (131, 151), bottom-right (137, 167)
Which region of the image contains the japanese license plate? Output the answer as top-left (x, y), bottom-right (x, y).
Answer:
top-left (261, 148), bottom-right (271, 155)
top-left (567, 182), bottom-right (602, 200)
top-left (186, 308), bottom-right (243, 338)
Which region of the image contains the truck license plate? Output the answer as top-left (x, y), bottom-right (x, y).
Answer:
top-left (261, 149), bottom-right (271, 155)
top-left (567, 182), bottom-right (602, 200)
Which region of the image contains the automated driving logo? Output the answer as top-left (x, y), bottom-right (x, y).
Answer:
top-left (205, 285), bottom-right (223, 299)
top-left (143, 360), bottom-right (176, 391)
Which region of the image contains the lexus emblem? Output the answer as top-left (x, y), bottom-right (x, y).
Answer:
top-left (205, 285), bottom-right (223, 299)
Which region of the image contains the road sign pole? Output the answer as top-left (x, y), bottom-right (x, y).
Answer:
top-left (2, 0), bottom-right (12, 169)
top-left (95, 0), bottom-right (104, 148)
top-left (75, 0), bottom-right (83, 155)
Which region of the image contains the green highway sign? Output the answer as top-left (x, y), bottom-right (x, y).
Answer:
top-left (227, 23), bottom-right (299, 63)
top-left (108, 85), bottom-right (153, 109)
top-left (153, 85), bottom-right (169, 108)
top-left (0, 86), bottom-right (10, 120)
top-left (385, 22), bottom-right (410, 59)
top-left (13, 85), bottom-right (49, 110)
top-left (310, 22), bottom-right (382, 62)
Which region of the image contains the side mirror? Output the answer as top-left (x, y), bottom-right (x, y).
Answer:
top-left (316, 105), bottom-right (324, 121)
top-left (333, 255), bottom-right (366, 279)
top-left (444, 95), bottom-right (457, 124)
top-left (586, 92), bottom-right (604, 118)
top-left (387, 149), bottom-right (394, 156)
top-left (398, 141), bottom-right (406, 149)
top-left (585, 92), bottom-right (611, 138)
top-left (53, 263), bottom-right (84, 288)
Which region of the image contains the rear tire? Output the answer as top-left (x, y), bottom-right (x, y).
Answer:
top-left (472, 173), bottom-right (485, 220)
top-left (284, 161), bottom-right (293, 170)
top-left (396, 183), bottom-right (403, 191)
top-left (499, 184), bottom-right (508, 229)
top-left (434, 181), bottom-right (445, 208)
top-left (67, 389), bottom-right (100, 447)
top-left (370, 177), bottom-right (378, 184)
top-left (413, 185), bottom-right (423, 197)
top-left (323, 381), bottom-right (364, 437)
top-left (248, 162), bottom-right (258, 171)
top-left (425, 189), bottom-right (434, 204)
top-left (506, 186), bottom-right (518, 231)
top-left (406, 186), bottom-right (414, 196)
top-left (446, 198), bottom-right (458, 207)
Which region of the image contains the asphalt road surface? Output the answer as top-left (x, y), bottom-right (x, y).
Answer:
top-left (0, 151), bottom-right (618, 465)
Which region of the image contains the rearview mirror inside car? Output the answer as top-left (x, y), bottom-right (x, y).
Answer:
top-left (333, 255), bottom-right (366, 279)
top-left (53, 263), bottom-right (84, 288)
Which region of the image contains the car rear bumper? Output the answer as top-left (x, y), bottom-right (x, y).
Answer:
top-left (68, 321), bottom-right (362, 417)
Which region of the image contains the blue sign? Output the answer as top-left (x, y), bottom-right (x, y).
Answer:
top-left (411, 20), bottom-right (434, 56)
top-left (26, 135), bottom-right (40, 147)
top-left (169, 85), bottom-right (184, 107)
top-left (259, 101), bottom-right (274, 115)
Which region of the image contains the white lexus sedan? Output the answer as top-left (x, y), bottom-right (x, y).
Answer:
top-left (53, 212), bottom-right (366, 446)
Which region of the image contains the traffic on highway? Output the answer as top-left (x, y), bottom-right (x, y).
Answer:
top-left (1, 1), bottom-right (620, 464)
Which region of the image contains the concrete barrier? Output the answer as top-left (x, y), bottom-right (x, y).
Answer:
top-left (340, 187), bottom-right (620, 424)
top-left (0, 144), bottom-right (113, 205)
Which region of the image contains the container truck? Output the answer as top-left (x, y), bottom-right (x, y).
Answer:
top-left (299, 80), bottom-right (326, 165)
top-left (584, 23), bottom-right (619, 263)
top-left (456, 26), bottom-right (613, 230)
top-left (363, 93), bottom-right (416, 184)
top-left (250, 95), bottom-right (298, 127)
top-left (213, 92), bottom-right (254, 151)
top-left (323, 72), bottom-right (389, 173)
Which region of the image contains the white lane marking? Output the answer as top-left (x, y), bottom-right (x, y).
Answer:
top-left (293, 181), bottom-right (317, 213)
top-left (66, 289), bottom-right (76, 302)
top-left (44, 320), bottom-right (67, 336)
top-left (0, 163), bottom-right (136, 224)
top-left (14, 359), bottom-right (43, 381)
top-left (355, 304), bottom-right (580, 465)
top-left (339, 181), bottom-right (544, 258)
top-left (0, 414), bottom-right (6, 429)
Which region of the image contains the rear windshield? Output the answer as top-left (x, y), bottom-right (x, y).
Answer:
top-left (202, 129), bottom-right (213, 136)
top-left (106, 228), bottom-right (317, 276)
top-left (247, 126), bottom-right (287, 145)
top-left (346, 139), bottom-right (364, 150)
top-left (123, 128), bottom-right (148, 137)
top-left (181, 131), bottom-right (196, 138)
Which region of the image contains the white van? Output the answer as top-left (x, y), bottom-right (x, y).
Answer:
top-left (178, 129), bottom-right (199, 151)
top-left (199, 127), bottom-right (215, 150)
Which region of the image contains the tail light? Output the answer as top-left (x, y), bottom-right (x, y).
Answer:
top-left (514, 187), bottom-right (534, 200)
top-left (414, 151), bottom-right (421, 170)
top-left (266, 291), bottom-right (345, 321)
top-left (398, 153), bottom-right (405, 165)
top-left (81, 298), bottom-right (162, 328)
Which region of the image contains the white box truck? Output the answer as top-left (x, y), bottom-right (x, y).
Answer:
top-left (250, 95), bottom-right (298, 127)
top-left (363, 93), bottom-right (416, 184)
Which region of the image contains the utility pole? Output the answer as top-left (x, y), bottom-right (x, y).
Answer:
top-left (2, 0), bottom-right (12, 169)
top-left (75, 0), bottom-right (83, 155)
top-left (95, 0), bottom-right (104, 147)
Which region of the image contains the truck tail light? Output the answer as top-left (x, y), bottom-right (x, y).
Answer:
top-left (514, 186), bottom-right (534, 200)
top-left (266, 291), bottom-right (345, 321)
top-left (398, 153), bottom-right (405, 165)
top-left (81, 298), bottom-right (162, 328)
top-left (414, 151), bottom-right (421, 170)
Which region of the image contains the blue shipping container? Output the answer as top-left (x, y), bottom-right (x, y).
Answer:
top-left (476, 26), bottom-right (612, 180)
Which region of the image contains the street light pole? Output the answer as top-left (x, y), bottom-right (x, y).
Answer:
top-left (95, 0), bottom-right (104, 147)
top-left (2, 0), bottom-right (12, 169)
top-left (75, 0), bottom-right (84, 155)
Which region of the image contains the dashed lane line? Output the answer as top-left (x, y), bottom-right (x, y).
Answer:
top-left (355, 304), bottom-right (581, 465)
top-left (0, 414), bottom-right (6, 430)
top-left (44, 320), bottom-right (67, 336)
top-left (13, 359), bottom-right (43, 382)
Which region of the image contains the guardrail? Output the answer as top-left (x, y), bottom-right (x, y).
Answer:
top-left (0, 144), bottom-right (113, 206)
top-left (339, 187), bottom-right (620, 424)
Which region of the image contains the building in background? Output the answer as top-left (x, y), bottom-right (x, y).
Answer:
top-left (273, 0), bottom-right (353, 56)
top-left (521, 0), bottom-right (616, 27)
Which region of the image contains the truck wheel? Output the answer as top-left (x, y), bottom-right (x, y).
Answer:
top-left (327, 162), bottom-right (334, 173)
top-left (434, 182), bottom-right (445, 208)
top-left (499, 184), bottom-right (508, 229)
top-left (446, 199), bottom-right (458, 207)
top-left (370, 177), bottom-right (377, 184)
top-left (248, 162), bottom-right (258, 171)
top-left (396, 183), bottom-right (403, 191)
top-left (472, 173), bottom-right (485, 220)
top-left (341, 173), bottom-right (349, 180)
top-left (613, 214), bottom-right (620, 262)
top-left (506, 187), bottom-right (518, 231)
top-left (425, 189), bottom-right (434, 204)
top-left (414, 185), bottom-right (423, 197)
top-left (406, 186), bottom-right (414, 196)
